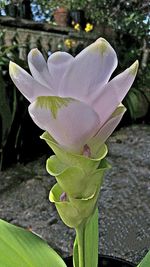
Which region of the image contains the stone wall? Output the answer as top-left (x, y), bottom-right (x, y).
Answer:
top-left (0, 16), bottom-right (115, 60)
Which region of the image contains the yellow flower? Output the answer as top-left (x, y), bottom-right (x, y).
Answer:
top-left (64, 39), bottom-right (72, 48)
top-left (74, 23), bottom-right (80, 31)
top-left (85, 23), bottom-right (93, 32)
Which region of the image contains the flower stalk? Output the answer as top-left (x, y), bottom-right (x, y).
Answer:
top-left (74, 208), bottom-right (99, 267)
top-left (76, 225), bottom-right (85, 267)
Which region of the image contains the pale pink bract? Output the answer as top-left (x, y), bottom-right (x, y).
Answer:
top-left (9, 38), bottom-right (138, 154)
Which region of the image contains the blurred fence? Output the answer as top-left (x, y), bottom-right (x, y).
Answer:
top-left (0, 16), bottom-right (115, 59)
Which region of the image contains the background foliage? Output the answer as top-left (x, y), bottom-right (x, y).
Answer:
top-left (0, 32), bottom-right (47, 169)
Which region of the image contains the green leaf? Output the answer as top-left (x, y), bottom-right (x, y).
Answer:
top-left (137, 250), bottom-right (150, 267)
top-left (74, 209), bottom-right (99, 267)
top-left (125, 89), bottom-right (149, 120)
top-left (0, 219), bottom-right (67, 267)
top-left (73, 238), bottom-right (79, 267)
top-left (84, 209), bottom-right (99, 267)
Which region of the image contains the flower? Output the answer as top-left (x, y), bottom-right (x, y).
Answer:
top-left (85, 23), bottom-right (93, 32)
top-left (9, 38), bottom-right (139, 229)
top-left (74, 23), bottom-right (80, 31)
top-left (9, 38), bottom-right (138, 155)
top-left (64, 39), bottom-right (76, 49)
top-left (64, 39), bottom-right (72, 48)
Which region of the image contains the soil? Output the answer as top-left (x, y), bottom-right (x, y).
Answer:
top-left (0, 124), bottom-right (150, 265)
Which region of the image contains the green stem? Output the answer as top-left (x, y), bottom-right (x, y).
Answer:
top-left (76, 224), bottom-right (85, 267)
top-left (74, 209), bottom-right (99, 267)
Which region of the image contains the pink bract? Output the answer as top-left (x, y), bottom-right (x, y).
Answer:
top-left (9, 38), bottom-right (138, 153)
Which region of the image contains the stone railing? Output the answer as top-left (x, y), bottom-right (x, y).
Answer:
top-left (0, 16), bottom-right (115, 60)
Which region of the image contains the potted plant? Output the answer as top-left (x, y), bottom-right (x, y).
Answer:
top-left (47, 0), bottom-right (71, 26)
top-left (49, 0), bottom-right (86, 27)
top-left (0, 37), bottom-right (149, 267)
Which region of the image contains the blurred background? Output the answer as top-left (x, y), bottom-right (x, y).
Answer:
top-left (0, 0), bottom-right (149, 169)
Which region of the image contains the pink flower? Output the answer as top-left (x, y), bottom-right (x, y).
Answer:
top-left (9, 38), bottom-right (138, 154)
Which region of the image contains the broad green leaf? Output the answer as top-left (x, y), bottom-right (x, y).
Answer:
top-left (0, 219), bottom-right (67, 267)
top-left (137, 250), bottom-right (150, 267)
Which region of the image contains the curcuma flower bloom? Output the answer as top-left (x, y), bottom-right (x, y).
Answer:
top-left (9, 38), bottom-right (139, 229)
top-left (9, 38), bottom-right (138, 155)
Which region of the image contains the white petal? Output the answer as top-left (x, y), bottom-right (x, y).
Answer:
top-left (88, 104), bottom-right (126, 155)
top-left (91, 60), bottom-right (139, 126)
top-left (28, 96), bottom-right (100, 152)
top-left (9, 61), bottom-right (53, 102)
top-left (28, 48), bottom-right (53, 89)
top-left (47, 52), bottom-right (74, 94)
top-left (59, 37), bottom-right (118, 101)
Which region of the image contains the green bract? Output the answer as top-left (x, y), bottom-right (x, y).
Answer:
top-left (50, 183), bottom-right (99, 228)
top-left (41, 131), bottom-right (108, 169)
top-left (41, 132), bottom-right (110, 228)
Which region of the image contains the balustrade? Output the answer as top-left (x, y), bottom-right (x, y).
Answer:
top-left (0, 16), bottom-right (115, 60)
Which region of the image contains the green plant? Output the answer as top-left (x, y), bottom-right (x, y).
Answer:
top-left (0, 32), bottom-right (38, 169)
top-left (0, 37), bottom-right (135, 266)
top-left (0, 36), bottom-right (18, 169)
top-left (32, 0), bottom-right (86, 11)
top-left (0, 36), bottom-right (150, 267)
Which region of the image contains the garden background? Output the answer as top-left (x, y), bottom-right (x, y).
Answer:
top-left (0, 0), bottom-right (150, 265)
